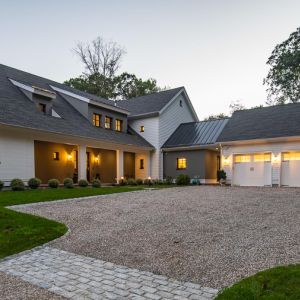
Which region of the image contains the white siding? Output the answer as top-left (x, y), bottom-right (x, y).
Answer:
top-left (222, 141), bottom-right (300, 186)
top-left (129, 117), bottom-right (160, 178)
top-left (0, 130), bottom-right (34, 185)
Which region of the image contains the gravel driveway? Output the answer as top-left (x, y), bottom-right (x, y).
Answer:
top-left (14, 186), bottom-right (300, 289)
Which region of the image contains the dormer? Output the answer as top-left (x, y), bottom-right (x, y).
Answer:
top-left (9, 79), bottom-right (59, 117)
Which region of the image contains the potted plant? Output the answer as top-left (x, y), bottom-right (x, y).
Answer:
top-left (217, 169), bottom-right (227, 185)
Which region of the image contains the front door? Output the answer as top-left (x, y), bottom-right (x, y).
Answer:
top-left (86, 152), bottom-right (91, 182)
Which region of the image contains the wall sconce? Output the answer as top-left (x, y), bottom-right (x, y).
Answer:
top-left (67, 154), bottom-right (72, 161)
top-left (94, 155), bottom-right (100, 164)
top-left (148, 176), bottom-right (151, 180)
top-left (272, 154), bottom-right (280, 164)
top-left (223, 156), bottom-right (230, 166)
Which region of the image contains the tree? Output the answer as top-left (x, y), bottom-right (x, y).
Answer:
top-left (264, 27), bottom-right (300, 104)
top-left (229, 100), bottom-right (245, 114)
top-left (74, 36), bottom-right (126, 78)
top-left (204, 113), bottom-right (228, 121)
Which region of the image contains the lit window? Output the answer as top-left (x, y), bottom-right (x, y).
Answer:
top-left (93, 113), bottom-right (101, 127)
top-left (115, 119), bottom-right (123, 132)
top-left (282, 152), bottom-right (300, 161)
top-left (140, 125), bottom-right (145, 132)
top-left (38, 103), bottom-right (46, 113)
top-left (177, 158), bottom-right (187, 169)
top-left (105, 116), bottom-right (112, 129)
top-left (253, 153), bottom-right (271, 162)
top-left (234, 154), bottom-right (251, 163)
top-left (140, 159), bottom-right (144, 169)
top-left (53, 152), bottom-right (59, 160)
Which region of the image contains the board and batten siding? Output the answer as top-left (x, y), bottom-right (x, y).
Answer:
top-left (0, 130), bottom-right (34, 185)
top-left (222, 141), bottom-right (300, 186)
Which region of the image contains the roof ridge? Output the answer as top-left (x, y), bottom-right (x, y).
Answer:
top-left (233, 102), bottom-right (300, 114)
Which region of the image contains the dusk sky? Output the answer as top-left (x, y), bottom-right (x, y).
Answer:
top-left (1, 0), bottom-right (299, 119)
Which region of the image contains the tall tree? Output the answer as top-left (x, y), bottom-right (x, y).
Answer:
top-left (264, 27), bottom-right (300, 104)
top-left (74, 36), bottom-right (126, 77)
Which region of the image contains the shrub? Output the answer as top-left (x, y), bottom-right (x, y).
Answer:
top-left (48, 179), bottom-right (60, 188)
top-left (119, 179), bottom-right (128, 186)
top-left (127, 178), bottom-right (137, 186)
top-left (78, 179), bottom-right (89, 187)
top-left (176, 174), bottom-right (191, 185)
top-left (0, 180), bottom-right (4, 191)
top-left (136, 178), bottom-right (143, 185)
top-left (63, 178), bottom-right (74, 189)
top-left (165, 176), bottom-right (173, 185)
top-left (143, 178), bottom-right (153, 186)
top-left (10, 178), bottom-right (25, 191)
top-left (92, 179), bottom-right (101, 188)
top-left (191, 178), bottom-right (200, 185)
top-left (28, 177), bottom-right (41, 189)
top-left (217, 169), bottom-right (227, 181)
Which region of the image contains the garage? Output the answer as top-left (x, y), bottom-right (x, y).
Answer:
top-left (281, 152), bottom-right (300, 187)
top-left (232, 153), bottom-right (272, 186)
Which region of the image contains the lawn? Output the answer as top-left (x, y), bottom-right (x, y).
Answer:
top-left (215, 264), bottom-right (300, 300)
top-left (0, 186), bottom-right (148, 259)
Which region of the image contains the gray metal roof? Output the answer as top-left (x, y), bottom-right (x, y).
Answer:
top-left (217, 103), bottom-right (300, 142)
top-left (163, 119), bottom-right (229, 148)
top-left (0, 64), bottom-right (153, 149)
top-left (116, 87), bottom-right (183, 117)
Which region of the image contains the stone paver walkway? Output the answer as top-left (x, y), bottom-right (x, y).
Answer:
top-left (0, 246), bottom-right (218, 300)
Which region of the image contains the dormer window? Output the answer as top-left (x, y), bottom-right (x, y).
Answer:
top-left (38, 103), bottom-right (46, 114)
top-left (115, 119), bottom-right (123, 132)
top-left (179, 100), bottom-right (183, 107)
top-left (93, 113), bottom-right (101, 127)
top-left (105, 116), bottom-right (112, 129)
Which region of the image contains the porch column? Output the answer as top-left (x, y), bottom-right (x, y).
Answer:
top-left (78, 145), bottom-right (87, 180)
top-left (116, 150), bottom-right (124, 182)
top-left (147, 151), bottom-right (151, 179)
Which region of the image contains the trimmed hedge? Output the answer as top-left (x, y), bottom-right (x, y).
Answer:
top-left (78, 179), bottom-right (89, 187)
top-left (28, 178), bottom-right (41, 189)
top-left (127, 178), bottom-right (137, 186)
top-left (0, 180), bottom-right (4, 191)
top-left (10, 178), bottom-right (25, 191)
top-left (48, 179), bottom-right (59, 188)
top-left (136, 178), bottom-right (143, 185)
top-left (92, 179), bottom-right (101, 188)
top-left (63, 178), bottom-right (74, 189)
top-left (176, 174), bottom-right (190, 185)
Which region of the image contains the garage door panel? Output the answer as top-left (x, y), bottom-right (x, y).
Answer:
top-left (281, 160), bottom-right (300, 187)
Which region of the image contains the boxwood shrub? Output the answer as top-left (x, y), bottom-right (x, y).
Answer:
top-left (48, 179), bottom-right (60, 188)
top-left (10, 178), bottom-right (25, 191)
top-left (28, 177), bottom-right (41, 189)
top-left (78, 179), bottom-right (89, 187)
top-left (92, 179), bottom-right (101, 188)
top-left (176, 174), bottom-right (191, 185)
top-left (63, 178), bottom-right (74, 189)
top-left (0, 180), bottom-right (4, 191)
top-left (127, 178), bottom-right (137, 186)
top-left (136, 178), bottom-right (143, 185)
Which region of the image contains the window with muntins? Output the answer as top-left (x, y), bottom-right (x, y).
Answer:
top-left (177, 158), bottom-right (187, 169)
top-left (105, 117), bottom-right (112, 129)
top-left (140, 159), bottom-right (144, 169)
top-left (93, 113), bottom-right (101, 127)
top-left (115, 119), bottom-right (123, 132)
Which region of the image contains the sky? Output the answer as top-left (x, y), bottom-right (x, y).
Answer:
top-left (0, 0), bottom-right (299, 119)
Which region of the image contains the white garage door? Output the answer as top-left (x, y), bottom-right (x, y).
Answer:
top-left (232, 153), bottom-right (272, 186)
top-left (281, 152), bottom-right (300, 187)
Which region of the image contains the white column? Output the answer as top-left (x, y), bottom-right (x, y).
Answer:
top-left (116, 150), bottom-right (124, 182)
top-left (78, 145), bottom-right (87, 180)
top-left (147, 151), bottom-right (151, 179)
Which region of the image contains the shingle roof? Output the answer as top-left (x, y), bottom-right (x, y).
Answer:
top-left (217, 103), bottom-right (300, 142)
top-left (163, 119), bottom-right (229, 148)
top-left (0, 64), bottom-right (153, 149)
top-left (116, 87), bottom-right (183, 117)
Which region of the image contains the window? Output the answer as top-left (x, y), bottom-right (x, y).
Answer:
top-left (38, 103), bottom-right (46, 113)
top-left (177, 158), bottom-right (187, 169)
top-left (92, 113), bottom-right (101, 127)
top-left (115, 119), bottom-right (123, 132)
top-left (179, 100), bottom-right (183, 107)
top-left (234, 154), bottom-right (251, 163)
top-left (105, 116), bottom-right (112, 129)
top-left (53, 152), bottom-right (60, 160)
top-left (139, 159), bottom-right (144, 169)
top-left (282, 152), bottom-right (300, 161)
top-left (140, 125), bottom-right (145, 132)
top-left (253, 153), bottom-right (271, 162)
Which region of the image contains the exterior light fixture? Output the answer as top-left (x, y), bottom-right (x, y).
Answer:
top-left (223, 156), bottom-right (230, 166)
top-left (120, 176), bottom-right (124, 180)
top-left (67, 154), bottom-right (72, 161)
top-left (272, 154), bottom-right (280, 164)
top-left (94, 155), bottom-right (100, 164)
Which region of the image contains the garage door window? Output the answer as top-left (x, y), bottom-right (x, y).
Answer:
top-left (253, 153), bottom-right (271, 162)
top-left (282, 152), bottom-right (300, 161)
top-left (234, 155), bottom-right (251, 163)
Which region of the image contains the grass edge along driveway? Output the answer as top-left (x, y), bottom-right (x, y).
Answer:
top-left (0, 186), bottom-right (146, 259)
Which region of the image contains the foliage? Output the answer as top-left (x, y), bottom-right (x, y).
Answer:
top-left (127, 178), bottom-right (137, 186)
top-left (217, 170), bottom-right (227, 181)
top-left (119, 179), bottom-right (128, 186)
top-left (63, 178), bottom-right (74, 189)
top-left (136, 178), bottom-right (143, 185)
top-left (92, 179), bottom-right (101, 188)
top-left (229, 100), bottom-right (245, 114)
top-left (143, 178), bottom-right (153, 186)
top-left (215, 264), bottom-right (300, 300)
top-left (10, 178), bottom-right (25, 191)
top-left (264, 27), bottom-right (300, 104)
top-left (165, 176), bottom-right (173, 185)
top-left (28, 178), bottom-right (41, 189)
top-left (204, 113), bottom-right (228, 121)
top-left (176, 174), bottom-right (190, 185)
top-left (0, 180), bottom-right (4, 191)
top-left (48, 179), bottom-right (60, 189)
top-left (78, 179), bottom-right (89, 187)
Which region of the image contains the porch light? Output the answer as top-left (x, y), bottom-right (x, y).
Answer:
top-left (120, 176), bottom-right (124, 180)
top-left (272, 154), bottom-right (280, 163)
top-left (148, 176), bottom-right (151, 180)
top-left (223, 156), bottom-right (230, 166)
top-left (67, 154), bottom-right (72, 161)
top-left (94, 155), bottom-right (100, 164)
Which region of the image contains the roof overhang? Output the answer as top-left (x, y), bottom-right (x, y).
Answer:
top-left (128, 111), bottom-right (159, 120)
top-left (162, 143), bottom-right (220, 152)
top-left (50, 85), bottom-right (130, 115)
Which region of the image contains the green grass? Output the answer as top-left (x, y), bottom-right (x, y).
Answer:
top-left (215, 264), bottom-right (300, 300)
top-left (0, 185), bottom-right (149, 259)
